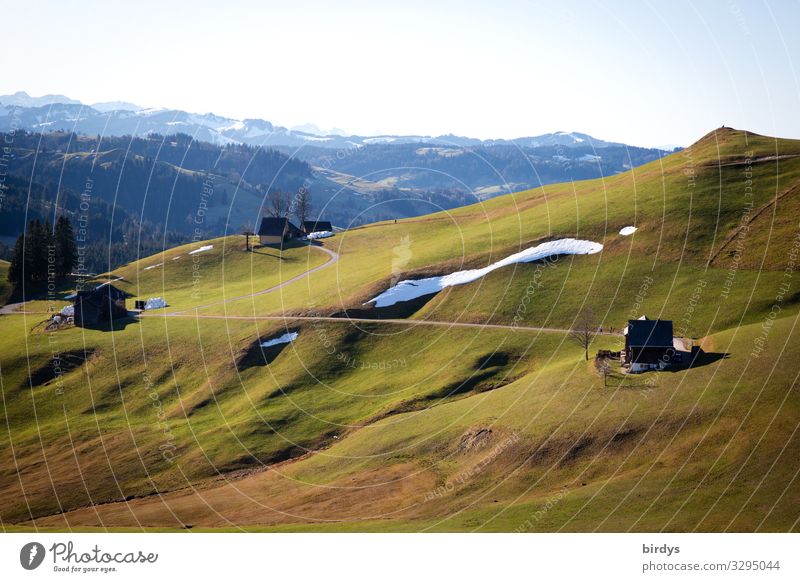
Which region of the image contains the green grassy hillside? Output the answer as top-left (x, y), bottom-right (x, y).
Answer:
top-left (2, 127), bottom-right (800, 532)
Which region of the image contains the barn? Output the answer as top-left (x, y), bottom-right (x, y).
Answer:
top-left (302, 220), bottom-right (333, 234)
top-left (73, 284), bottom-right (132, 328)
top-left (623, 316), bottom-right (675, 372)
top-left (258, 217), bottom-right (304, 246)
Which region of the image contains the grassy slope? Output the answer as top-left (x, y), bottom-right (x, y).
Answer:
top-left (2, 128), bottom-right (800, 531)
top-left (200, 129), bottom-right (800, 337)
top-left (0, 260), bottom-right (11, 306)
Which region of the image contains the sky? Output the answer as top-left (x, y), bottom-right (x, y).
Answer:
top-left (2, 0), bottom-right (799, 147)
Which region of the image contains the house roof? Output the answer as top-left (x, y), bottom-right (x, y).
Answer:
top-left (303, 220), bottom-right (332, 232)
top-left (75, 283), bottom-right (132, 303)
top-left (626, 319), bottom-right (673, 348)
top-left (258, 216), bottom-right (288, 236)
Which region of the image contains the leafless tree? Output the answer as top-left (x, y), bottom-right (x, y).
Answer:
top-left (569, 308), bottom-right (597, 361)
top-left (594, 356), bottom-right (611, 386)
top-left (241, 222), bottom-right (254, 252)
top-left (295, 188), bottom-right (312, 226)
top-left (267, 189), bottom-right (290, 218)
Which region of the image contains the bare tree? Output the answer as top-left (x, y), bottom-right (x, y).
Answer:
top-left (295, 188), bottom-right (312, 226)
top-left (569, 308), bottom-right (597, 361)
top-left (241, 222), bottom-right (254, 252)
top-left (267, 189), bottom-right (289, 218)
top-left (594, 356), bottom-right (611, 386)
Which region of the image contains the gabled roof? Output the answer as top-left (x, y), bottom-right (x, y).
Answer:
top-left (627, 318), bottom-right (673, 348)
top-left (75, 283), bottom-right (132, 303)
top-left (303, 220), bottom-right (332, 232)
top-left (258, 216), bottom-right (289, 236)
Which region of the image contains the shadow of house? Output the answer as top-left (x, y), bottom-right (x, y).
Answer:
top-left (672, 347), bottom-right (730, 370)
top-left (258, 216), bottom-right (304, 247)
top-left (73, 284), bottom-right (132, 328)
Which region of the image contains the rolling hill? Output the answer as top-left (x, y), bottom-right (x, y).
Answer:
top-left (1, 127), bottom-right (799, 532)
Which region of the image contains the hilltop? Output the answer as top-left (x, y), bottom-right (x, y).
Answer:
top-left (1, 127), bottom-right (799, 532)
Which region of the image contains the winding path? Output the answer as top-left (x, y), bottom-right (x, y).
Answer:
top-left (147, 243), bottom-right (340, 316)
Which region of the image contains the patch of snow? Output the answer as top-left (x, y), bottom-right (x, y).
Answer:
top-left (136, 107), bottom-right (168, 116)
top-left (95, 277), bottom-right (123, 288)
top-left (144, 297), bottom-right (167, 310)
top-left (188, 244), bottom-right (213, 255)
top-left (260, 331), bottom-right (298, 348)
top-left (244, 126), bottom-right (272, 139)
top-left (306, 231), bottom-right (333, 240)
top-left (144, 263), bottom-right (163, 271)
top-left (619, 226), bottom-right (637, 236)
top-left (219, 120), bottom-right (245, 132)
top-left (172, 256), bottom-right (182, 260)
top-left (363, 136), bottom-right (396, 144)
top-left (367, 238), bottom-right (603, 308)
top-left (60, 305), bottom-right (74, 317)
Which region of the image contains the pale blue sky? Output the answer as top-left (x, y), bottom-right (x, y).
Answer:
top-left (2, 0), bottom-right (798, 147)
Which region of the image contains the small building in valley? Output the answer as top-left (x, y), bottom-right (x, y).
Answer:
top-left (302, 220), bottom-right (332, 234)
top-left (73, 284), bottom-right (132, 328)
top-left (258, 217), bottom-right (304, 246)
top-left (623, 316), bottom-right (675, 372)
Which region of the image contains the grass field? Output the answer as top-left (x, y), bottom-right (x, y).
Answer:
top-left (2, 127), bottom-right (800, 532)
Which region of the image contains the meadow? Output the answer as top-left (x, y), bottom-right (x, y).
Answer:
top-left (2, 127), bottom-right (799, 531)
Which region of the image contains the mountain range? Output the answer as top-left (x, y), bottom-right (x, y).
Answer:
top-left (0, 91), bottom-right (668, 150)
top-left (0, 92), bottom-right (675, 271)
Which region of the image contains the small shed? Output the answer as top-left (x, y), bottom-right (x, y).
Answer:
top-left (302, 220), bottom-right (332, 234)
top-left (258, 217), bottom-right (303, 246)
top-left (73, 284), bottom-right (132, 328)
top-left (623, 317), bottom-right (674, 372)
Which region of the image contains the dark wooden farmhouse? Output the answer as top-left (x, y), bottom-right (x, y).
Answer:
top-left (73, 284), bottom-right (132, 328)
top-left (302, 220), bottom-right (332, 234)
top-left (258, 217), bottom-right (303, 246)
top-left (623, 316), bottom-right (675, 372)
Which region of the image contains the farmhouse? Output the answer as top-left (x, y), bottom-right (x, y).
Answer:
top-left (623, 316), bottom-right (675, 372)
top-left (258, 216), bottom-right (304, 246)
top-left (302, 220), bottom-right (332, 234)
top-left (73, 284), bottom-right (132, 328)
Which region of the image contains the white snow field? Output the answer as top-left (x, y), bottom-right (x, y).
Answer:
top-left (306, 231), bottom-right (333, 240)
top-left (144, 263), bottom-right (163, 271)
top-left (260, 331), bottom-right (299, 348)
top-left (619, 226), bottom-right (637, 236)
top-left (367, 238), bottom-right (603, 308)
top-left (188, 244), bottom-right (214, 255)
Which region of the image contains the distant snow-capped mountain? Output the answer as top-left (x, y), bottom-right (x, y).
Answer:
top-left (0, 91), bottom-right (666, 151)
top-left (0, 90), bottom-right (81, 108)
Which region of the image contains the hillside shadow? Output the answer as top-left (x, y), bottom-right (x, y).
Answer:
top-left (23, 348), bottom-right (98, 389)
top-left (333, 292), bottom-right (438, 320)
top-left (237, 329), bottom-right (299, 370)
